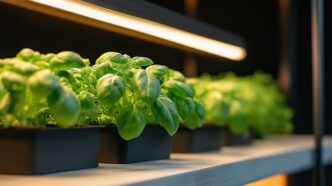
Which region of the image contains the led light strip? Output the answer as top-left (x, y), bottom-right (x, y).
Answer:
top-left (31, 0), bottom-right (246, 60)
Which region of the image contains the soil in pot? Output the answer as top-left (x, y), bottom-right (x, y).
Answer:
top-left (99, 125), bottom-right (172, 164)
top-left (223, 127), bottom-right (253, 146)
top-left (0, 126), bottom-right (100, 175)
top-left (172, 125), bottom-right (223, 153)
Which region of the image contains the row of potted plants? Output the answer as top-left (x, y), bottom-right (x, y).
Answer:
top-left (187, 72), bottom-right (293, 146)
top-left (0, 48), bottom-right (293, 175)
top-left (172, 72), bottom-right (293, 152)
top-left (0, 48), bottom-right (205, 174)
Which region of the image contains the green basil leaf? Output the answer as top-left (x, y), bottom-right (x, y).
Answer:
top-left (117, 104), bottom-right (147, 140)
top-left (35, 61), bottom-right (50, 69)
top-left (228, 113), bottom-right (249, 136)
top-left (97, 114), bottom-right (113, 125)
top-left (16, 48), bottom-right (41, 62)
top-left (203, 91), bottom-right (230, 125)
top-left (50, 51), bottom-right (86, 70)
top-left (80, 67), bottom-right (97, 83)
top-left (96, 52), bottom-right (127, 64)
top-left (163, 79), bottom-right (194, 98)
top-left (175, 97), bottom-right (195, 120)
top-left (195, 100), bottom-right (205, 121)
top-left (146, 65), bottom-right (168, 78)
top-left (152, 96), bottom-right (179, 135)
top-left (169, 70), bottom-right (186, 82)
top-left (57, 70), bottom-right (81, 91)
top-left (6, 91), bottom-right (26, 118)
top-left (134, 69), bottom-right (160, 103)
top-left (183, 100), bottom-right (205, 129)
top-left (12, 61), bottom-right (39, 76)
top-left (30, 108), bottom-right (48, 126)
top-left (47, 86), bottom-right (80, 127)
top-left (41, 53), bottom-right (56, 62)
top-left (94, 62), bottom-right (116, 79)
top-left (123, 54), bottom-right (132, 61)
top-left (96, 74), bottom-right (125, 105)
top-left (2, 114), bottom-right (17, 127)
top-left (228, 101), bottom-right (249, 135)
top-left (78, 92), bottom-right (94, 112)
top-left (0, 58), bottom-right (15, 68)
top-left (28, 70), bottom-right (60, 99)
top-left (0, 93), bottom-right (10, 116)
top-left (1, 71), bottom-right (26, 92)
top-left (83, 58), bottom-right (90, 66)
top-left (130, 57), bottom-right (153, 67)
top-left (0, 80), bottom-right (6, 100)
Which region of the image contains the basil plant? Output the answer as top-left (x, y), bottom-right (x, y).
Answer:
top-left (0, 48), bottom-right (88, 127)
top-left (62, 51), bottom-right (205, 140)
top-left (234, 72), bottom-right (293, 138)
top-left (188, 74), bottom-right (250, 137)
top-left (189, 72), bottom-right (293, 138)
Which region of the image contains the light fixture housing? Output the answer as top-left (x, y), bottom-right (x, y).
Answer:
top-left (1, 0), bottom-right (246, 61)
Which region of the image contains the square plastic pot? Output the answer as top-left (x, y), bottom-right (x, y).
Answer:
top-left (223, 128), bottom-right (253, 146)
top-left (172, 126), bottom-right (223, 153)
top-left (99, 125), bottom-right (172, 164)
top-left (0, 126), bottom-right (100, 175)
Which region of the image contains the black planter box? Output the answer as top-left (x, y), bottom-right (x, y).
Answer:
top-left (99, 125), bottom-right (172, 164)
top-left (0, 126), bottom-right (100, 175)
top-left (223, 128), bottom-right (253, 146)
top-left (172, 126), bottom-right (223, 153)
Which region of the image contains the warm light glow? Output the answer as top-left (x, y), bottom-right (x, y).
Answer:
top-left (245, 174), bottom-right (288, 186)
top-left (30, 0), bottom-right (246, 61)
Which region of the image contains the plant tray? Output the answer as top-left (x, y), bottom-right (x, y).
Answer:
top-left (0, 126), bottom-right (100, 175)
top-left (223, 128), bottom-right (253, 146)
top-left (99, 125), bottom-right (172, 164)
top-left (172, 126), bottom-right (223, 153)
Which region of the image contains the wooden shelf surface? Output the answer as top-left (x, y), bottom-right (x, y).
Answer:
top-left (0, 135), bottom-right (331, 186)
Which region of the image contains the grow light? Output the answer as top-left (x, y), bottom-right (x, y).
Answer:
top-left (3, 0), bottom-right (246, 61)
